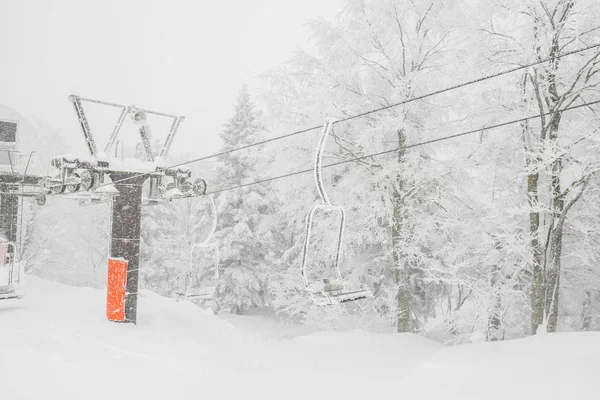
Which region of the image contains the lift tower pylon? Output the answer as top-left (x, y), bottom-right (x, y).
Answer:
top-left (44, 95), bottom-right (207, 323)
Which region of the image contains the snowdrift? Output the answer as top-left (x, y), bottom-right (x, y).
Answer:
top-left (1, 276), bottom-right (598, 400)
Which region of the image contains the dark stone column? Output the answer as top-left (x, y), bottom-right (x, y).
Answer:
top-left (108, 173), bottom-right (147, 324)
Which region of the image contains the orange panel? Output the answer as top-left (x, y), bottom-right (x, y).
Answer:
top-left (106, 258), bottom-right (128, 322)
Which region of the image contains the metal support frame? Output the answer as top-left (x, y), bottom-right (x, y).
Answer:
top-left (138, 126), bottom-right (154, 162)
top-left (69, 94), bottom-right (185, 158)
top-left (105, 107), bottom-right (130, 154)
top-left (160, 116), bottom-right (185, 158)
top-left (69, 95), bottom-right (98, 156)
top-left (55, 96), bottom-right (197, 203)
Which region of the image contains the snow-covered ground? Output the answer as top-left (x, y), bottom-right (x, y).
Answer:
top-left (1, 277), bottom-right (598, 400)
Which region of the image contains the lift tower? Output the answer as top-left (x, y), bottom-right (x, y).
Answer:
top-left (45, 95), bottom-right (206, 323)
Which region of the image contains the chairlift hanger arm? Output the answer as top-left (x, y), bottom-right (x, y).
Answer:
top-left (314, 119), bottom-right (337, 206)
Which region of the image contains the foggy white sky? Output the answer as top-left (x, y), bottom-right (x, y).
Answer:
top-left (0, 0), bottom-right (342, 159)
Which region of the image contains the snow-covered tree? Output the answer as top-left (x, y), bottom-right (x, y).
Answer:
top-left (212, 86), bottom-right (282, 315)
top-left (140, 192), bottom-right (217, 298)
top-left (261, 0), bottom-right (468, 332)
top-left (480, 0), bottom-right (600, 333)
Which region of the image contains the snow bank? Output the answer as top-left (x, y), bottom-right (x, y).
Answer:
top-left (0, 277), bottom-right (598, 400)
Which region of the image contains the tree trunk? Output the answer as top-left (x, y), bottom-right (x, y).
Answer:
top-left (392, 129), bottom-right (410, 332)
top-left (545, 110), bottom-right (563, 333)
top-left (525, 0), bottom-right (596, 334)
top-left (487, 262), bottom-right (503, 341)
top-left (528, 171), bottom-right (545, 334)
top-left (545, 227), bottom-right (563, 332)
top-left (581, 290), bottom-right (592, 331)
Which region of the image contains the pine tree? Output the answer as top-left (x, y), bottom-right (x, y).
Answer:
top-left (213, 86), bottom-right (281, 315)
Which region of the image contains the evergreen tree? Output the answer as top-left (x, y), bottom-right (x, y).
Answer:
top-left (213, 86), bottom-right (281, 315)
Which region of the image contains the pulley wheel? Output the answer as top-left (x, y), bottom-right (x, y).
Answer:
top-left (35, 193), bottom-right (46, 206)
top-left (66, 172), bottom-right (81, 192)
top-left (192, 178), bottom-right (207, 196)
top-left (80, 169), bottom-right (95, 191)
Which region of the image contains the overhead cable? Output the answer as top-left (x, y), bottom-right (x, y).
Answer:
top-left (95, 42), bottom-right (600, 189)
top-left (205, 99), bottom-right (600, 195)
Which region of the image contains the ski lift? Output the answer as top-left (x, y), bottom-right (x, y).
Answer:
top-left (301, 119), bottom-right (372, 306)
top-left (174, 195), bottom-right (219, 301)
top-left (0, 242), bottom-right (24, 300)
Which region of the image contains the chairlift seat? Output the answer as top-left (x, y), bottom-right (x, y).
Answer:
top-left (308, 279), bottom-right (373, 306)
top-left (0, 284), bottom-right (23, 300)
top-left (0, 285), bottom-right (15, 295)
top-left (310, 288), bottom-right (372, 306)
top-left (186, 285), bottom-right (217, 299)
top-left (331, 288), bottom-right (372, 303)
top-left (174, 284), bottom-right (215, 301)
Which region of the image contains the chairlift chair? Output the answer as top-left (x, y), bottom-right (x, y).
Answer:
top-left (0, 242), bottom-right (24, 300)
top-left (174, 195), bottom-right (219, 301)
top-left (301, 119), bottom-right (372, 306)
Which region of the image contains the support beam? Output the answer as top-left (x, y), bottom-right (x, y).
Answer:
top-left (108, 172), bottom-right (147, 324)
